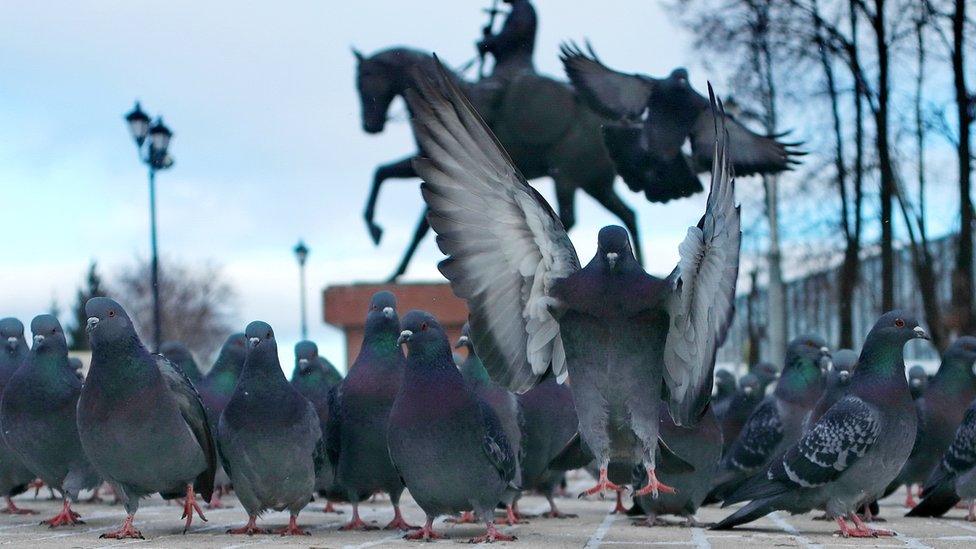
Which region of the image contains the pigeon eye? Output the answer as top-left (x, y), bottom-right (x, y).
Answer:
top-left (894, 319), bottom-right (905, 328)
top-left (421, 322), bottom-right (428, 331)
top-left (108, 310), bottom-right (116, 318)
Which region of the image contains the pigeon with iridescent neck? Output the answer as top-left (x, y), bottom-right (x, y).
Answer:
top-left (0, 317), bottom-right (43, 515)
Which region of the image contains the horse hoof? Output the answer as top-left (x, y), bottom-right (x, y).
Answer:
top-left (368, 224), bottom-right (384, 245)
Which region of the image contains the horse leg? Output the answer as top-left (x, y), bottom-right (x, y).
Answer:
top-left (554, 178), bottom-right (577, 231)
top-left (365, 155), bottom-right (418, 245)
top-left (387, 207), bottom-right (431, 283)
top-left (592, 189), bottom-right (644, 266)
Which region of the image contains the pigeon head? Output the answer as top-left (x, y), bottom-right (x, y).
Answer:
top-left (397, 310), bottom-right (452, 360)
top-left (244, 321), bottom-right (277, 357)
top-left (455, 321), bottom-right (474, 350)
top-left (830, 348), bottom-right (858, 385)
top-left (85, 297), bottom-right (137, 345)
top-left (0, 317), bottom-right (26, 353)
top-left (714, 369), bottom-right (736, 398)
top-left (210, 332), bottom-right (247, 377)
top-left (669, 67), bottom-right (690, 86)
top-left (942, 336), bottom-right (976, 376)
top-left (29, 314), bottom-right (67, 355)
top-left (596, 226), bottom-right (636, 273)
top-left (785, 335), bottom-right (831, 376)
top-left (752, 361), bottom-right (780, 387)
top-left (295, 340), bottom-right (319, 375)
top-left (777, 335), bottom-right (830, 403)
top-left (159, 341), bottom-right (193, 365)
top-left (867, 310), bottom-right (929, 343)
top-left (366, 290), bottom-right (400, 331)
top-left (907, 365), bottom-right (928, 396)
top-left (738, 373), bottom-right (760, 396)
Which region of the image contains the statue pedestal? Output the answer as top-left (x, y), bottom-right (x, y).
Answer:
top-left (323, 282), bottom-right (469, 368)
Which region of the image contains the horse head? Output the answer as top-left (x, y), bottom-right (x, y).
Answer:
top-left (354, 47), bottom-right (432, 134)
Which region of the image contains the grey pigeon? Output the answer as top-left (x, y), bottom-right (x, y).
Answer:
top-left (455, 323), bottom-right (524, 525)
top-left (908, 364), bottom-right (928, 400)
top-left (388, 310), bottom-right (518, 542)
top-left (218, 321), bottom-right (321, 536)
top-left (560, 43), bottom-right (801, 203)
top-left (159, 341), bottom-right (203, 383)
top-left (907, 397), bottom-right (976, 520)
top-left (290, 340), bottom-right (341, 513)
top-left (807, 348), bottom-right (857, 426)
top-left (0, 317), bottom-right (39, 515)
top-left (327, 291), bottom-right (415, 531)
top-left (77, 297), bottom-right (216, 539)
top-left (631, 401), bottom-right (722, 527)
top-left (713, 311), bottom-right (928, 537)
top-left (718, 373), bottom-right (762, 455)
top-left (0, 314), bottom-right (100, 526)
top-left (707, 336), bottom-right (829, 503)
top-left (712, 369), bottom-right (737, 419)
top-left (293, 340), bottom-right (343, 387)
top-left (68, 357), bottom-right (84, 380)
top-left (887, 336), bottom-right (976, 507)
top-left (198, 332), bottom-right (246, 509)
top-left (753, 361), bottom-right (781, 393)
top-left (406, 57), bottom-right (740, 500)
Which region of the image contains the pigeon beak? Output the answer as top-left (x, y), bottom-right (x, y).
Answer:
top-left (298, 358), bottom-right (314, 374)
top-left (383, 306), bottom-right (395, 320)
top-left (6, 336), bottom-right (17, 350)
top-left (913, 326), bottom-right (929, 340)
top-left (248, 337), bottom-right (260, 348)
top-left (397, 330), bottom-right (413, 346)
top-left (455, 335), bottom-right (469, 349)
top-left (606, 252), bottom-right (618, 270)
top-left (743, 386), bottom-right (753, 395)
top-left (32, 334), bottom-right (45, 346)
top-left (839, 371), bottom-right (851, 382)
top-left (86, 317), bottom-right (99, 333)
top-left (910, 378), bottom-right (922, 388)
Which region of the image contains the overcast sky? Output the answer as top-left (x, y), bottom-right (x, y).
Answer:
top-left (0, 1), bottom-right (733, 370)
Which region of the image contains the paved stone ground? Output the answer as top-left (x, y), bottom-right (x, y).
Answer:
top-left (2, 475), bottom-right (976, 548)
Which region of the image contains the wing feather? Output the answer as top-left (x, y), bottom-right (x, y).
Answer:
top-left (406, 57), bottom-right (580, 393)
top-left (559, 41), bottom-right (655, 120)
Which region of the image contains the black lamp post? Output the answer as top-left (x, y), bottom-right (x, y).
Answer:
top-left (125, 101), bottom-right (174, 352)
top-left (293, 241), bottom-right (310, 340)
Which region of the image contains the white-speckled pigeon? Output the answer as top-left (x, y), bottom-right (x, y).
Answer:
top-left (907, 397), bottom-right (976, 520)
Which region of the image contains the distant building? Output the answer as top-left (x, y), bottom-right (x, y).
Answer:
top-left (718, 233), bottom-right (959, 370)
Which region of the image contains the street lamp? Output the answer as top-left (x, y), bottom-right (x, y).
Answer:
top-left (124, 101), bottom-right (175, 352)
top-left (294, 241), bottom-right (310, 340)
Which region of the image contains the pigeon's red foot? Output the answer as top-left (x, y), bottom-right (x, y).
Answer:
top-left (610, 491), bottom-right (629, 514)
top-left (384, 506), bottom-right (418, 530)
top-left (850, 514), bottom-right (893, 537)
top-left (447, 510), bottom-right (478, 524)
top-left (29, 479), bottom-right (44, 498)
top-left (2, 497), bottom-right (36, 515)
top-left (41, 500), bottom-right (84, 528)
top-left (467, 522), bottom-right (516, 543)
top-left (404, 518), bottom-right (442, 541)
top-left (100, 515), bottom-right (144, 539)
top-left (322, 500), bottom-right (343, 514)
top-left (579, 467), bottom-right (624, 499)
top-left (632, 467), bottom-right (676, 498)
top-left (227, 515), bottom-right (268, 535)
top-left (180, 485), bottom-right (208, 533)
top-left (500, 505), bottom-right (527, 526)
top-left (206, 494), bottom-right (229, 509)
top-left (275, 516), bottom-right (309, 536)
top-left (903, 486), bottom-right (917, 508)
top-left (340, 505), bottom-right (379, 531)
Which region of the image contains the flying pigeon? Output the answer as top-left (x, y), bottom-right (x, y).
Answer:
top-left (77, 297), bottom-right (216, 539)
top-left (718, 373), bottom-right (762, 455)
top-left (886, 336), bottom-right (976, 507)
top-left (707, 336), bottom-right (829, 503)
top-left (197, 332), bottom-right (246, 509)
top-left (908, 364), bottom-right (928, 400)
top-left (291, 340), bottom-right (341, 512)
top-left (907, 397), bottom-right (976, 520)
top-left (405, 55), bottom-right (740, 499)
top-left (631, 401), bottom-right (722, 527)
top-left (713, 311), bottom-right (928, 537)
top-left (388, 310), bottom-right (518, 542)
top-left (292, 340), bottom-right (343, 387)
top-left (712, 369), bottom-right (737, 419)
top-left (218, 321), bottom-right (322, 536)
top-left (0, 317), bottom-right (41, 515)
top-left (807, 348), bottom-right (857, 426)
top-left (327, 291), bottom-right (416, 531)
top-left (0, 314), bottom-right (101, 527)
top-left (455, 323), bottom-right (524, 525)
top-left (159, 341), bottom-right (203, 383)
top-left (560, 42), bottom-right (801, 203)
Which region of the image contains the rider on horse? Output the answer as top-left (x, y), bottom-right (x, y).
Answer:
top-left (472, 0), bottom-right (537, 123)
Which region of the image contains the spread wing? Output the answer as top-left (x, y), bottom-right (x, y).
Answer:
top-left (154, 354), bottom-right (217, 502)
top-left (689, 109), bottom-right (803, 176)
top-left (406, 56), bottom-right (580, 393)
top-left (769, 396), bottom-right (881, 488)
top-left (560, 42), bottom-right (655, 120)
top-left (662, 88), bottom-right (741, 425)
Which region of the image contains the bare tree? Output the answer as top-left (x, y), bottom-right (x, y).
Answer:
top-left (112, 257), bottom-right (238, 360)
top-left (67, 261), bottom-right (107, 351)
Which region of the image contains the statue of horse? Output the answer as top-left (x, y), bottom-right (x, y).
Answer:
top-left (354, 46), bottom-right (644, 281)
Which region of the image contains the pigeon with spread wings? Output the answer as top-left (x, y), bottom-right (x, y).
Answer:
top-left (560, 42), bottom-right (801, 203)
top-left (405, 57), bottom-right (740, 497)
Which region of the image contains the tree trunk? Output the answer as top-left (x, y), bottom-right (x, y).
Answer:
top-left (872, 0), bottom-right (896, 312)
top-left (952, 0), bottom-right (973, 334)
